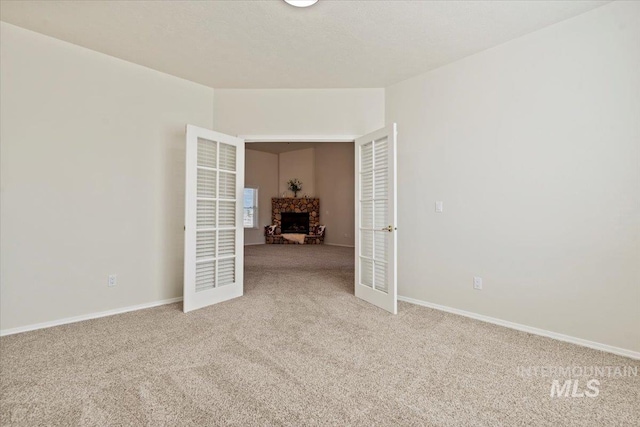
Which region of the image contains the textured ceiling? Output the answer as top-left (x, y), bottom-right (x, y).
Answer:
top-left (0, 0), bottom-right (609, 88)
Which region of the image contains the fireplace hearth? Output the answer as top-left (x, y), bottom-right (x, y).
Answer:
top-left (281, 212), bottom-right (310, 234)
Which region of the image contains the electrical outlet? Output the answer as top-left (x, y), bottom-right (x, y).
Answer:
top-left (473, 276), bottom-right (482, 290)
top-left (108, 274), bottom-right (117, 287)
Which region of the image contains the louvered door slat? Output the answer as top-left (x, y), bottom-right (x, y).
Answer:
top-left (197, 138), bottom-right (217, 168)
top-left (218, 258), bottom-right (236, 287)
top-left (219, 143), bottom-right (237, 172)
top-left (197, 169), bottom-right (217, 198)
top-left (196, 262), bottom-right (215, 292)
top-left (218, 230), bottom-right (235, 256)
top-left (218, 201), bottom-right (236, 227)
top-left (197, 200), bottom-right (216, 229)
top-left (219, 172), bottom-right (236, 199)
top-left (196, 231), bottom-right (216, 261)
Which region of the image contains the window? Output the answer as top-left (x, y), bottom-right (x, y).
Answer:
top-left (243, 187), bottom-right (259, 228)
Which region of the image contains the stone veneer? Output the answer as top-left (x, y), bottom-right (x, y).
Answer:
top-left (271, 198), bottom-right (320, 234)
top-left (265, 235), bottom-right (324, 245)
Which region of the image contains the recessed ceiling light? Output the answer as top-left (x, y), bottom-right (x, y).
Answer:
top-left (284, 0), bottom-right (319, 8)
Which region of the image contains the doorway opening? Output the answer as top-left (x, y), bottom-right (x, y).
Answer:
top-left (243, 139), bottom-right (356, 247)
top-left (183, 126), bottom-right (397, 315)
top-left (242, 138), bottom-right (356, 306)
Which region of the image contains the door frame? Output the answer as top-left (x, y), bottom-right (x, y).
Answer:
top-left (240, 135), bottom-right (359, 143)
top-left (240, 132), bottom-right (397, 313)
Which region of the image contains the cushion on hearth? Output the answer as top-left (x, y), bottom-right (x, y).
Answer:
top-left (264, 225), bottom-right (277, 236)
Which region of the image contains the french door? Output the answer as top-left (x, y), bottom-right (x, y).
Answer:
top-left (183, 125), bottom-right (245, 312)
top-left (354, 123), bottom-right (398, 314)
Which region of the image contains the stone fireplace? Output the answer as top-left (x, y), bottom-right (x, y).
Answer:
top-left (266, 197), bottom-right (323, 244)
top-left (271, 197), bottom-right (320, 234)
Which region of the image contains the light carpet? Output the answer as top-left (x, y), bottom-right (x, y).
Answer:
top-left (1, 245), bottom-right (638, 426)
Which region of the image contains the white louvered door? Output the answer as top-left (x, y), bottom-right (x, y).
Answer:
top-left (355, 124), bottom-right (397, 314)
top-left (184, 125), bottom-right (245, 312)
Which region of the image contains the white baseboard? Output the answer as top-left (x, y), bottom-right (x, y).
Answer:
top-left (6, 292), bottom-right (635, 360)
top-left (398, 295), bottom-right (640, 360)
top-left (0, 297), bottom-right (183, 337)
top-left (324, 243), bottom-right (355, 248)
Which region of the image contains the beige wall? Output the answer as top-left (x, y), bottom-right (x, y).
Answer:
top-left (0, 23), bottom-right (215, 331)
top-left (385, 1), bottom-right (640, 353)
top-left (245, 149), bottom-right (278, 245)
top-left (213, 88), bottom-right (385, 136)
top-left (278, 148), bottom-right (315, 197)
top-left (315, 143), bottom-right (355, 247)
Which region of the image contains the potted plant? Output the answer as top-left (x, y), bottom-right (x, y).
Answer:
top-left (287, 178), bottom-right (303, 198)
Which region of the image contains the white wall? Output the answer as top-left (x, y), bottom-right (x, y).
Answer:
top-left (386, 1), bottom-right (640, 353)
top-left (279, 148), bottom-right (315, 197)
top-left (315, 143), bottom-right (355, 247)
top-left (245, 149), bottom-right (279, 245)
top-left (0, 23), bottom-right (214, 331)
top-left (213, 89), bottom-right (384, 137)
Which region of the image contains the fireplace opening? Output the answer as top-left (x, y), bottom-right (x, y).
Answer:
top-left (281, 212), bottom-right (310, 234)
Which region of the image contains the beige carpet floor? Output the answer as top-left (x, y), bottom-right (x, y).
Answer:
top-left (1, 245), bottom-right (638, 426)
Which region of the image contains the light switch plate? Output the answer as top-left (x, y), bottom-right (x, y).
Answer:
top-left (435, 201), bottom-right (443, 213)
